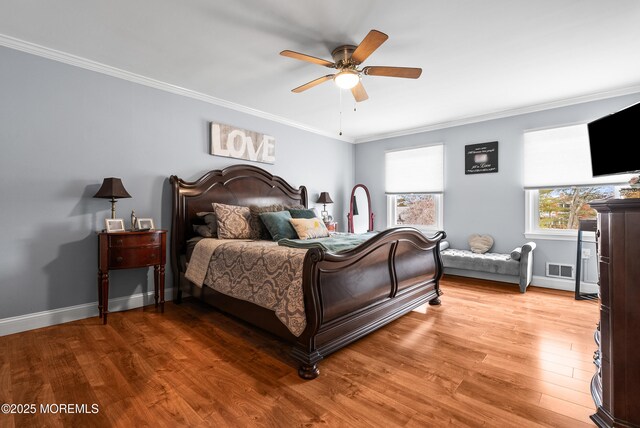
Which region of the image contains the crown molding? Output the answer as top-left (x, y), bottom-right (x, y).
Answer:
top-left (0, 33), bottom-right (354, 144)
top-left (3, 33), bottom-right (638, 146)
top-left (354, 85), bottom-right (640, 143)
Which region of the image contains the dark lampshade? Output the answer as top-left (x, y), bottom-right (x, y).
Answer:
top-left (316, 192), bottom-right (334, 205)
top-left (94, 177), bottom-right (131, 199)
top-left (94, 177), bottom-right (131, 219)
top-left (352, 195), bottom-right (359, 216)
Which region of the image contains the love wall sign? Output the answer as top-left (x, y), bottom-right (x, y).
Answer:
top-left (210, 122), bottom-right (276, 164)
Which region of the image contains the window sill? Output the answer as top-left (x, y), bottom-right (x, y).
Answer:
top-left (524, 230), bottom-right (596, 242)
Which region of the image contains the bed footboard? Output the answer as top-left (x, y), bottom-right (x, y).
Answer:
top-left (293, 227), bottom-right (446, 379)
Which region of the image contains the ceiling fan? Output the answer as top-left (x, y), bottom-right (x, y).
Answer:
top-left (280, 29), bottom-right (422, 102)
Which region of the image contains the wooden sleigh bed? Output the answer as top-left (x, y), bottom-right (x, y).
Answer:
top-left (170, 164), bottom-right (445, 379)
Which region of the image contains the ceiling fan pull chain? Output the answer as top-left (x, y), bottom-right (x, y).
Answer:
top-left (339, 89), bottom-right (343, 135)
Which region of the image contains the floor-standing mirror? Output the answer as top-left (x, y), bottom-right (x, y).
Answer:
top-left (348, 184), bottom-right (374, 233)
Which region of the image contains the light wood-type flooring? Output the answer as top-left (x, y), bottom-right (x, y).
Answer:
top-left (0, 275), bottom-right (599, 427)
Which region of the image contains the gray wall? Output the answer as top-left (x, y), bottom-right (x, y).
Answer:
top-left (0, 46), bottom-right (354, 320)
top-left (355, 92), bottom-right (640, 283)
top-left (2, 41), bottom-right (639, 322)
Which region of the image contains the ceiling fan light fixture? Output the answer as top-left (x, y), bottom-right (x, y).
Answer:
top-left (333, 70), bottom-right (360, 89)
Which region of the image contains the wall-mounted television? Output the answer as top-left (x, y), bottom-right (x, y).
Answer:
top-left (588, 101), bottom-right (640, 177)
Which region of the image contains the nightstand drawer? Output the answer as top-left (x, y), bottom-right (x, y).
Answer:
top-left (109, 247), bottom-right (161, 268)
top-left (109, 233), bottom-right (161, 248)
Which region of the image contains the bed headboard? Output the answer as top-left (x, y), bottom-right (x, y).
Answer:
top-left (169, 164), bottom-right (308, 274)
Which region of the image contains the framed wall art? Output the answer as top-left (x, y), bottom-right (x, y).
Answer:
top-left (210, 122), bottom-right (276, 164)
top-left (465, 141), bottom-right (498, 174)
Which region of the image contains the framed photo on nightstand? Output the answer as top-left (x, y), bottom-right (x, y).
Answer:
top-left (136, 218), bottom-right (155, 230)
top-left (105, 218), bottom-right (125, 232)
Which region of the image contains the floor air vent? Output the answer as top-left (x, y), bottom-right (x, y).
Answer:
top-left (546, 262), bottom-right (575, 279)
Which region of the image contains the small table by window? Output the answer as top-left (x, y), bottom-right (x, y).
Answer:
top-left (97, 230), bottom-right (166, 324)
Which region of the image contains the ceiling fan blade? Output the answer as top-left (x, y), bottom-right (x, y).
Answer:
top-left (280, 50), bottom-right (335, 68)
top-left (291, 75), bottom-right (334, 93)
top-left (363, 66), bottom-right (422, 79)
top-left (351, 30), bottom-right (389, 64)
top-left (351, 81), bottom-right (369, 102)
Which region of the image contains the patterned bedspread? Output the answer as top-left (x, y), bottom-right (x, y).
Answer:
top-left (185, 239), bottom-right (309, 336)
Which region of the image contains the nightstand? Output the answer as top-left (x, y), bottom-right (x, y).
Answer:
top-left (97, 230), bottom-right (166, 324)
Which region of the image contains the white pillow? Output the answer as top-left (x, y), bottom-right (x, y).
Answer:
top-left (468, 234), bottom-right (494, 254)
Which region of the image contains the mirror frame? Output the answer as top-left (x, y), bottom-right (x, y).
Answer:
top-left (347, 184), bottom-right (374, 233)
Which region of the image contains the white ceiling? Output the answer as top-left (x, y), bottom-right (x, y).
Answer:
top-left (1, 0), bottom-right (640, 143)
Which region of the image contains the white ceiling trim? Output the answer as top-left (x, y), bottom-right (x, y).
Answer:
top-left (3, 33), bottom-right (639, 146)
top-left (355, 84), bottom-right (640, 144)
top-left (0, 33), bottom-right (354, 144)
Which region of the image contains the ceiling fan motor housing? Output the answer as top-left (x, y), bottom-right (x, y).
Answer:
top-left (332, 45), bottom-right (358, 68)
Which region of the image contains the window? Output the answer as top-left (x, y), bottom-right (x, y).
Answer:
top-left (535, 186), bottom-right (615, 229)
top-left (524, 124), bottom-right (631, 239)
top-left (388, 193), bottom-right (442, 229)
top-left (385, 145), bottom-right (444, 231)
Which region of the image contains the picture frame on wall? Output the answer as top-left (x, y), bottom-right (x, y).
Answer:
top-left (465, 141), bottom-right (498, 174)
top-left (105, 218), bottom-right (125, 233)
top-left (136, 218), bottom-right (155, 230)
top-left (210, 122), bottom-right (276, 164)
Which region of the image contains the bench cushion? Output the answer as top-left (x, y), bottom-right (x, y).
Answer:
top-left (441, 249), bottom-right (520, 276)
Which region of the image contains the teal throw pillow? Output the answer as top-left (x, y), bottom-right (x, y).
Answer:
top-left (259, 210), bottom-right (298, 241)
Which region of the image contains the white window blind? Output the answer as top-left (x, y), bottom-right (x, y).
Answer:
top-left (523, 124), bottom-right (633, 188)
top-left (385, 144), bottom-right (443, 193)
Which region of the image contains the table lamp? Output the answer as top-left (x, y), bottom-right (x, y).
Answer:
top-left (316, 192), bottom-right (333, 221)
top-left (93, 177), bottom-right (131, 219)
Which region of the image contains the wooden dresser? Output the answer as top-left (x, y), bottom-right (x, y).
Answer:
top-left (589, 199), bottom-right (640, 428)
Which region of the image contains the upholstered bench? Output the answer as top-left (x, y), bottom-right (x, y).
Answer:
top-left (439, 241), bottom-right (536, 293)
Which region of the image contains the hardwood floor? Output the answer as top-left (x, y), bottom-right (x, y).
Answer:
top-left (0, 275), bottom-right (599, 427)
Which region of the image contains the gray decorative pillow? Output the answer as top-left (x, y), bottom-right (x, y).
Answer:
top-left (286, 204), bottom-right (306, 210)
top-left (510, 247), bottom-right (522, 261)
top-left (193, 224), bottom-right (213, 238)
top-left (249, 203), bottom-right (284, 239)
top-left (193, 211), bottom-right (218, 238)
top-left (468, 234), bottom-right (494, 254)
top-left (212, 203), bottom-right (252, 239)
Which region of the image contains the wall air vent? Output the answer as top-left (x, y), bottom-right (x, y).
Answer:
top-left (546, 262), bottom-right (575, 279)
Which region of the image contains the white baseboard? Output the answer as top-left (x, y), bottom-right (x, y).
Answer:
top-left (444, 270), bottom-right (599, 294)
top-left (530, 275), bottom-right (599, 294)
top-left (0, 288), bottom-right (173, 337)
top-left (1, 275), bottom-right (597, 337)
